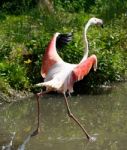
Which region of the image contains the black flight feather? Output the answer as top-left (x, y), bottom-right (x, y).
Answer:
top-left (56, 32), bottom-right (73, 49)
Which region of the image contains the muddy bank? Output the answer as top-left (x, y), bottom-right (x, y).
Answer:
top-left (1, 80), bottom-right (126, 104)
top-left (0, 89), bottom-right (33, 104)
top-left (0, 84), bottom-right (113, 104)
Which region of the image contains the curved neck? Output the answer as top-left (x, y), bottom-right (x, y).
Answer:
top-left (80, 21), bottom-right (91, 63)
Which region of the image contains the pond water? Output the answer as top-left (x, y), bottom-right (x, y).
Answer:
top-left (0, 83), bottom-right (127, 150)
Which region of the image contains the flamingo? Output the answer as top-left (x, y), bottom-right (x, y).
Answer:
top-left (34, 17), bottom-right (103, 141)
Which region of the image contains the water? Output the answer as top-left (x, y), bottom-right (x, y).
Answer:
top-left (0, 83), bottom-right (127, 150)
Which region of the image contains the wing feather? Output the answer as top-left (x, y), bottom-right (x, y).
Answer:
top-left (72, 55), bottom-right (97, 81)
top-left (41, 32), bottom-right (72, 78)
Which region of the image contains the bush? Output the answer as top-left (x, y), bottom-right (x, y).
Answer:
top-left (0, 62), bottom-right (29, 90)
top-left (0, 2), bottom-right (127, 93)
top-left (92, 0), bottom-right (127, 20)
top-left (0, 0), bottom-right (37, 14)
top-left (54, 0), bottom-right (95, 12)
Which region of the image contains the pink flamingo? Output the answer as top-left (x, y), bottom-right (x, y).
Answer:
top-left (34, 17), bottom-right (103, 141)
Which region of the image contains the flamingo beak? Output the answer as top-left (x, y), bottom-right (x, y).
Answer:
top-left (100, 20), bottom-right (104, 28)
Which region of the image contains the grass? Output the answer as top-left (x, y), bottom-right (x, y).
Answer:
top-left (0, 9), bottom-right (127, 94)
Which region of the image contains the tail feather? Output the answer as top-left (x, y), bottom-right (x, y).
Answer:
top-left (35, 79), bottom-right (62, 91)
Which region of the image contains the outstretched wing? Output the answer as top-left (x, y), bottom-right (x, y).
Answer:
top-left (72, 55), bottom-right (97, 81)
top-left (41, 32), bottom-right (72, 78)
top-left (56, 32), bottom-right (72, 49)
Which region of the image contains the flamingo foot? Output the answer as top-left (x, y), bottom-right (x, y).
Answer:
top-left (88, 136), bottom-right (96, 142)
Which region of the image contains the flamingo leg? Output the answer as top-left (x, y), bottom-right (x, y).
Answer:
top-left (31, 90), bottom-right (49, 137)
top-left (63, 93), bottom-right (92, 141)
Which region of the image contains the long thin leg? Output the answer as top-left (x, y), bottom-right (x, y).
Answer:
top-left (31, 90), bottom-right (49, 137)
top-left (63, 93), bottom-right (94, 141)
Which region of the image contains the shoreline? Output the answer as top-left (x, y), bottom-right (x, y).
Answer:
top-left (0, 89), bottom-right (33, 104)
top-left (0, 81), bottom-right (126, 104)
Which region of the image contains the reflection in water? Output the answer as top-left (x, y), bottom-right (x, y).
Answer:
top-left (17, 130), bottom-right (36, 150)
top-left (17, 134), bottom-right (31, 150)
top-left (2, 132), bottom-right (16, 150)
top-left (0, 83), bottom-right (127, 150)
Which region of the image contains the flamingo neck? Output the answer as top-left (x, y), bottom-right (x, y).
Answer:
top-left (80, 21), bottom-right (91, 63)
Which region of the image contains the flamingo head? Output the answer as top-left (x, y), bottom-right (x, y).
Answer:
top-left (88, 17), bottom-right (103, 27)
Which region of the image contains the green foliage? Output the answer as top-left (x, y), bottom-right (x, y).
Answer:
top-left (0, 1), bottom-right (127, 93)
top-left (0, 76), bottom-right (10, 94)
top-left (0, 0), bottom-right (37, 14)
top-left (0, 42), bottom-right (12, 60)
top-left (54, 0), bottom-right (95, 12)
top-left (0, 62), bottom-right (29, 90)
top-left (87, 21), bottom-right (127, 85)
top-left (93, 0), bottom-right (127, 20)
top-left (59, 14), bottom-right (127, 86)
